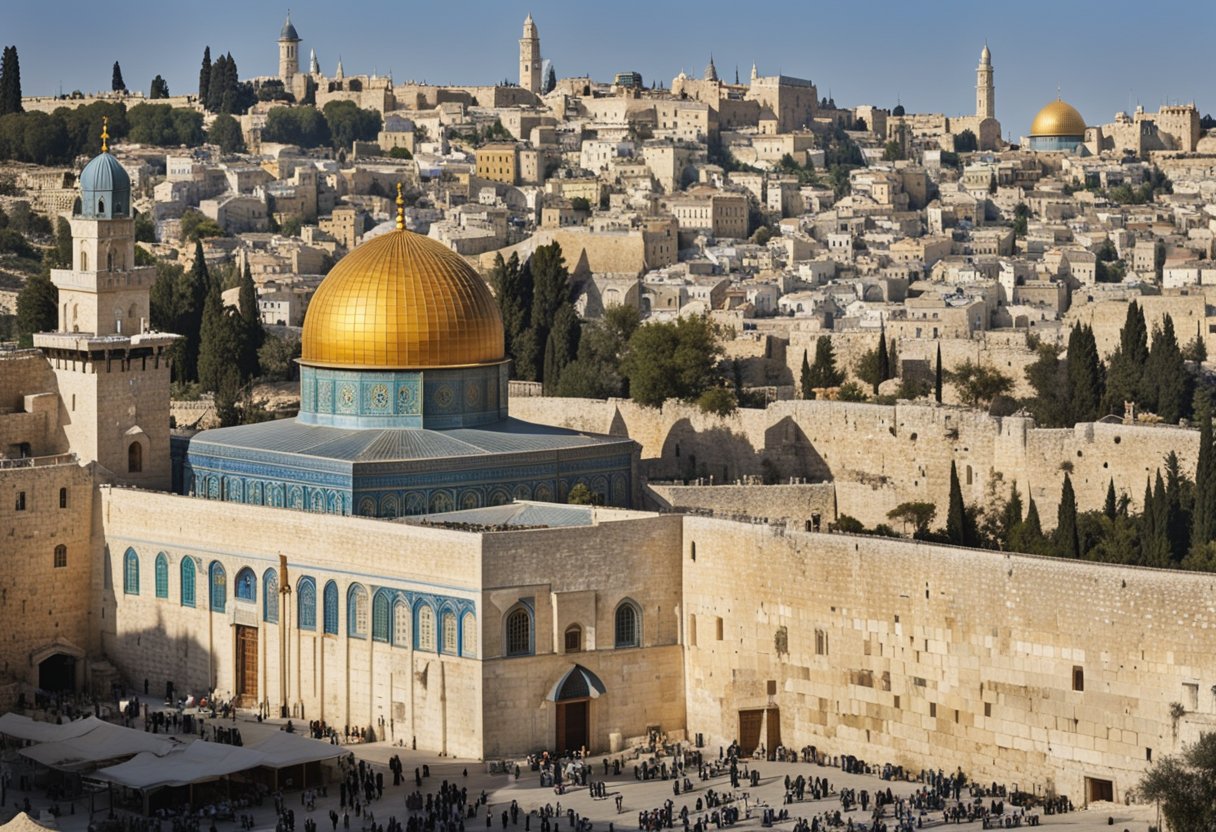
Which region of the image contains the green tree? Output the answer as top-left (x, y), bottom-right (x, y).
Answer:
top-left (876, 326), bottom-right (890, 387)
top-left (945, 462), bottom-right (969, 546)
top-left (620, 316), bottom-right (723, 408)
top-left (15, 271), bottom-right (57, 347)
top-left (855, 347), bottom-right (882, 394)
top-left (50, 217), bottom-right (73, 267)
top-left (1104, 479), bottom-right (1118, 521)
top-left (236, 262), bottom-right (263, 381)
top-left (0, 46), bottom-right (23, 115)
top-left (261, 106), bottom-right (331, 147)
top-left (197, 269), bottom-right (245, 394)
top-left (1066, 323), bottom-right (1104, 423)
top-left (542, 303), bottom-right (580, 392)
top-left (1136, 732), bottom-right (1216, 832)
top-left (1104, 300), bottom-right (1149, 416)
top-left (1012, 202), bottom-right (1029, 238)
top-left (111, 61), bottom-right (126, 93)
top-left (149, 75), bottom-right (169, 99)
top-left (934, 343), bottom-right (943, 403)
top-left (881, 141), bottom-right (903, 161)
top-left (696, 386), bottom-right (738, 416)
top-left (1023, 342), bottom-right (1071, 427)
top-left (1193, 405), bottom-right (1216, 549)
top-left (489, 252), bottom-right (532, 378)
top-left (127, 104), bottom-right (204, 147)
top-left (888, 501), bottom-right (937, 538)
top-left (953, 129), bottom-right (978, 153)
top-left (806, 336), bottom-right (844, 393)
top-left (198, 46), bottom-right (211, 102)
top-left (799, 349), bottom-right (813, 400)
top-left (1009, 497), bottom-right (1045, 554)
top-left (946, 360), bottom-right (1013, 409)
top-left (322, 100), bottom-right (382, 150)
top-left (207, 113), bottom-right (245, 153)
top-left (1144, 314), bottom-right (1191, 422)
top-left (176, 241), bottom-right (211, 382)
top-left (567, 483), bottom-right (596, 505)
top-left (1055, 474), bottom-right (1080, 558)
top-left (1002, 484), bottom-right (1024, 546)
top-left (555, 304), bottom-right (639, 399)
top-left (180, 209), bottom-right (224, 242)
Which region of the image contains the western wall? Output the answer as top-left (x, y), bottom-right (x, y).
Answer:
top-left (510, 396), bottom-right (1200, 530)
top-left (681, 516), bottom-right (1216, 804)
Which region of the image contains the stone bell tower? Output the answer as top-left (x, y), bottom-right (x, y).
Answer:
top-left (34, 119), bottom-right (179, 490)
top-left (519, 14), bottom-right (542, 94)
top-left (976, 43), bottom-right (995, 121)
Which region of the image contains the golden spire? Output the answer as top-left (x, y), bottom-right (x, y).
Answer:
top-left (101, 116), bottom-right (109, 153)
top-left (395, 182), bottom-right (404, 230)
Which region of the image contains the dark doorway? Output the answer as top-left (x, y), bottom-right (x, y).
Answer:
top-left (556, 699), bottom-right (589, 754)
top-left (235, 625), bottom-right (258, 707)
top-left (738, 709), bottom-right (764, 755)
top-left (1085, 777), bottom-right (1113, 804)
top-left (38, 654), bottom-right (75, 691)
top-left (766, 706), bottom-right (782, 752)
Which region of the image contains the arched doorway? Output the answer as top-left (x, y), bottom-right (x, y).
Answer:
top-left (547, 664), bottom-right (606, 755)
top-left (38, 654), bottom-right (76, 691)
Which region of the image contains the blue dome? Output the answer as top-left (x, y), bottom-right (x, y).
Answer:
top-left (79, 152), bottom-right (131, 220)
top-left (280, 16), bottom-right (299, 41)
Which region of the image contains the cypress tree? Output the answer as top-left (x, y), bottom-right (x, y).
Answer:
top-left (876, 325), bottom-right (890, 388)
top-left (1002, 483), bottom-right (1024, 546)
top-left (149, 75), bottom-right (169, 99)
top-left (176, 240), bottom-right (210, 382)
top-left (1144, 315), bottom-right (1189, 423)
top-left (198, 46), bottom-right (212, 103)
top-left (1056, 473), bottom-right (1080, 558)
top-left (946, 461), bottom-right (966, 545)
top-left (1164, 452), bottom-right (1189, 563)
top-left (237, 261), bottom-right (264, 381)
top-left (15, 270), bottom-right (57, 347)
top-left (1023, 498), bottom-right (1042, 540)
top-left (1104, 479), bottom-right (1117, 521)
top-left (800, 349), bottom-right (813, 400)
top-left (0, 46), bottom-right (23, 115)
top-left (1141, 477), bottom-right (1157, 563)
top-left (206, 55), bottom-right (227, 113)
top-left (807, 336), bottom-right (844, 390)
top-left (1193, 404), bottom-right (1216, 549)
top-left (1067, 323), bottom-right (1103, 424)
top-left (1151, 471), bottom-right (1170, 566)
top-left (111, 61), bottom-right (126, 93)
top-left (1104, 300), bottom-right (1149, 415)
top-left (934, 343), bottom-right (943, 403)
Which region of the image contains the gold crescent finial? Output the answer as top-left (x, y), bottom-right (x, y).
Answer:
top-left (395, 182), bottom-right (405, 230)
top-left (101, 116), bottom-right (109, 153)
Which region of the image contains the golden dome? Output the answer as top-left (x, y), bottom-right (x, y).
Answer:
top-left (1030, 98), bottom-right (1086, 137)
top-left (301, 228), bottom-right (505, 370)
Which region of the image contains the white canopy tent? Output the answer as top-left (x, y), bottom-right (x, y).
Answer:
top-left (94, 742), bottom-right (267, 790)
top-left (19, 722), bottom-right (177, 771)
top-left (0, 714), bottom-right (103, 744)
top-left (245, 732), bottom-right (345, 768)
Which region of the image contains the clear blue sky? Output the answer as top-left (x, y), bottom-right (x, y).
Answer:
top-left (9, 0), bottom-right (1213, 138)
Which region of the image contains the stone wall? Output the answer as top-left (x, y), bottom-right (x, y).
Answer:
top-left (681, 517), bottom-right (1216, 803)
top-left (509, 397), bottom-right (1199, 531)
top-left (647, 483), bottom-right (837, 528)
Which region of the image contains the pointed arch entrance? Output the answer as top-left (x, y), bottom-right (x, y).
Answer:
top-left (546, 664), bottom-right (606, 755)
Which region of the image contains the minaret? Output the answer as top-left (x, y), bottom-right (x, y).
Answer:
top-left (34, 119), bottom-right (179, 490)
top-left (279, 12), bottom-right (300, 83)
top-left (976, 43), bottom-right (995, 120)
top-left (309, 48), bottom-right (319, 76)
top-left (519, 14), bottom-right (542, 94)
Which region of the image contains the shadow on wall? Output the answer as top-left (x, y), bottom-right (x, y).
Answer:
top-left (653, 416), bottom-right (832, 484)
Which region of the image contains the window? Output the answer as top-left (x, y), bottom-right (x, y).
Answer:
top-left (59, 488), bottom-right (68, 509)
top-left (614, 600), bottom-right (641, 648)
top-left (128, 442), bottom-right (143, 473)
top-left (930, 703), bottom-right (937, 718)
top-left (1072, 665), bottom-right (1084, 692)
top-left (505, 606), bottom-right (532, 657)
top-left (716, 617), bottom-right (724, 640)
top-left (323, 581), bottom-right (338, 634)
top-left (209, 561), bottom-right (226, 613)
top-left (815, 629), bottom-right (829, 655)
top-left (15, 491), bottom-right (25, 511)
top-left (347, 584), bottom-right (368, 637)
top-left (372, 590), bottom-right (390, 642)
top-left (263, 569), bottom-right (279, 623)
top-left (53, 544), bottom-right (67, 569)
top-left (234, 568), bottom-right (256, 603)
top-left (123, 548), bottom-right (139, 595)
top-left (393, 599), bottom-right (409, 646)
top-left (297, 577), bottom-right (316, 629)
top-left (461, 612), bottom-right (477, 658)
top-left (181, 558), bottom-right (196, 607)
top-left (416, 605), bottom-right (436, 651)
top-left (154, 553), bottom-right (169, 598)
top-left (441, 612), bottom-right (457, 654)
top-left (565, 624), bottom-right (583, 653)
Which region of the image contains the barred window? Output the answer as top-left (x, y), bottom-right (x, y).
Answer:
top-left (506, 607), bottom-right (532, 657)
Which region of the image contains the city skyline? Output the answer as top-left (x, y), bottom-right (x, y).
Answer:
top-left (10, 0), bottom-right (1214, 139)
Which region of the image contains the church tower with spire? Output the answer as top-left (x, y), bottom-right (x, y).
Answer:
top-left (976, 43), bottom-right (995, 120)
top-left (33, 120), bottom-right (179, 490)
top-left (519, 14), bottom-right (542, 94)
top-left (279, 12), bottom-right (300, 83)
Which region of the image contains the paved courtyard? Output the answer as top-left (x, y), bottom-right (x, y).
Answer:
top-left (0, 712), bottom-right (1159, 832)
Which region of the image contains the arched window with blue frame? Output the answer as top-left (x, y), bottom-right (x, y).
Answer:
top-left (415, 603), bottom-right (436, 652)
top-left (461, 611), bottom-right (477, 658)
top-left (154, 553), bottom-right (169, 599)
top-left (297, 577), bottom-right (316, 630)
top-left (372, 589), bottom-right (391, 642)
top-left (393, 599), bottom-right (409, 647)
top-left (235, 568), bottom-right (256, 603)
top-left (263, 568), bottom-right (279, 623)
top-left (181, 558), bottom-right (196, 607)
top-left (441, 610), bottom-right (458, 654)
top-left (323, 581), bottom-right (338, 635)
top-left (209, 561), bottom-right (227, 613)
top-left (347, 584), bottom-right (368, 638)
top-left (123, 548), bottom-right (140, 595)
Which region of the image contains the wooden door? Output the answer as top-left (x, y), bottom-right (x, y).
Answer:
top-left (235, 625), bottom-right (258, 706)
top-left (765, 707), bottom-right (781, 752)
top-left (556, 699), bottom-right (589, 754)
top-left (738, 709), bottom-right (763, 755)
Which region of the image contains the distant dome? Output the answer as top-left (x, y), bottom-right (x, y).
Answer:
top-left (280, 14), bottom-right (299, 41)
top-left (79, 152), bottom-right (130, 220)
top-left (1030, 98), bottom-right (1086, 137)
top-left (893, 104), bottom-right (905, 117)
